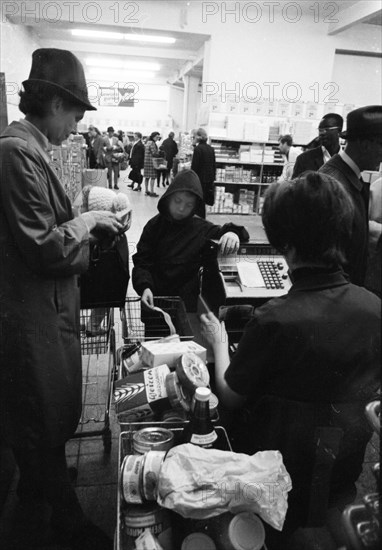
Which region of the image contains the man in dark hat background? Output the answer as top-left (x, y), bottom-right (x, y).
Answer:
top-left (104, 125), bottom-right (124, 190)
top-left (319, 105), bottom-right (382, 286)
top-left (0, 48), bottom-right (122, 549)
top-left (292, 113), bottom-right (344, 178)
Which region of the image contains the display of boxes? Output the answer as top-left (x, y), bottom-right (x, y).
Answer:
top-left (141, 341), bottom-right (207, 369)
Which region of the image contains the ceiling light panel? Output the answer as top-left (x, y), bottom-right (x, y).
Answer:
top-left (85, 58), bottom-right (161, 71)
top-left (71, 29), bottom-right (175, 44)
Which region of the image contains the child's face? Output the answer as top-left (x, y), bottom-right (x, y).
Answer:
top-left (168, 191), bottom-right (196, 220)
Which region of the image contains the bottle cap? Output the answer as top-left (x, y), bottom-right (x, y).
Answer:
top-left (194, 387), bottom-right (211, 402)
top-left (228, 512), bottom-right (265, 550)
top-left (181, 532), bottom-right (217, 550)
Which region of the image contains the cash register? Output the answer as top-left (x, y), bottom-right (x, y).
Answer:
top-left (201, 239), bottom-right (292, 312)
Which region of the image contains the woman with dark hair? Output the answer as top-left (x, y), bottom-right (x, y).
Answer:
top-left (143, 130), bottom-right (161, 197)
top-left (0, 49), bottom-right (123, 550)
top-left (200, 172), bottom-right (380, 547)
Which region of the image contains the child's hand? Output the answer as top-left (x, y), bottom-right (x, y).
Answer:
top-left (142, 289), bottom-right (154, 308)
top-left (218, 232), bottom-right (240, 255)
top-left (200, 312), bottom-right (227, 348)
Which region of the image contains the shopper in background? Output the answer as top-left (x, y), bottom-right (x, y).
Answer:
top-left (132, 169), bottom-right (249, 311)
top-left (104, 125), bottom-right (124, 190)
top-left (200, 171), bottom-right (380, 548)
top-left (277, 134), bottom-right (301, 182)
top-left (129, 131), bottom-right (145, 190)
top-left (88, 126), bottom-right (106, 169)
top-left (0, 48), bottom-right (123, 550)
top-left (191, 127), bottom-right (216, 218)
top-left (365, 176), bottom-right (382, 297)
top-left (292, 113), bottom-right (343, 178)
top-left (319, 105), bottom-right (382, 286)
top-left (160, 131), bottom-right (179, 185)
top-left (143, 130), bottom-right (161, 197)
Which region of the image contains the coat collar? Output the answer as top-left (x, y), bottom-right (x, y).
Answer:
top-left (1, 119), bottom-right (51, 162)
top-left (290, 268), bottom-right (350, 292)
top-left (325, 154), bottom-right (363, 191)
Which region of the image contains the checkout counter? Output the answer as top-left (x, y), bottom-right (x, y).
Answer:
top-left (201, 214), bottom-right (292, 316)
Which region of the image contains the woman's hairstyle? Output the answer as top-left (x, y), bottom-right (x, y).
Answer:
top-left (19, 82), bottom-right (75, 116)
top-left (262, 171), bottom-right (354, 265)
top-left (149, 131), bottom-right (160, 141)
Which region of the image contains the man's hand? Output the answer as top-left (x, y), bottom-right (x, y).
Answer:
top-left (142, 288), bottom-right (154, 308)
top-left (218, 232), bottom-right (240, 255)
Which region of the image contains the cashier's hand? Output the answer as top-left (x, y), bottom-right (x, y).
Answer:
top-left (142, 288), bottom-right (154, 308)
top-left (200, 312), bottom-right (228, 348)
top-left (218, 232), bottom-right (240, 255)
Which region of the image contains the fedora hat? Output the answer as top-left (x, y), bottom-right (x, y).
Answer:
top-left (341, 105), bottom-right (382, 139)
top-left (23, 48), bottom-right (96, 111)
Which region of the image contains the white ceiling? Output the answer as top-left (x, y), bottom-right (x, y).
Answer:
top-left (5, 0), bottom-right (381, 87)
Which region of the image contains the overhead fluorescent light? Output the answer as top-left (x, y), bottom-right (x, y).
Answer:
top-left (124, 34), bottom-right (176, 44)
top-left (71, 29), bottom-right (124, 40)
top-left (71, 29), bottom-right (175, 44)
top-left (87, 68), bottom-right (155, 80)
top-left (85, 58), bottom-right (161, 71)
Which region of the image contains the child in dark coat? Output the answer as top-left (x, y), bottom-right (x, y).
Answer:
top-left (132, 169), bottom-right (249, 311)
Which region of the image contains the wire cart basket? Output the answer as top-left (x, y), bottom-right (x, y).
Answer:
top-left (72, 307), bottom-right (117, 453)
top-left (120, 296), bottom-right (194, 345)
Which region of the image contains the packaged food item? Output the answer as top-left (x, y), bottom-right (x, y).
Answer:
top-left (133, 427), bottom-right (174, 454)
top-left (120, 454), bottom-right (145, 504)
top-left (114, 364), bottom-right (171, 415)
top-left (135, 529), bottom-right (164, 549)
top-left (141, 451), bottom-right (167, 501)
top-left (176, 353), bottom-right (210, 395)
top-left (160, 408), bottom-right (188, 423)
top-left (141, 340), bottom-right (206, 369)
top-left (165, 372), bottom-right (192, 412)
top-left (181, 532), bottom-right (216, 550)
top-left (122, 503), bottom-right (172, 549)
top-left (208, 511), bottom-right (265, 550)
top-left (192, 391), bottom-right (219, 420)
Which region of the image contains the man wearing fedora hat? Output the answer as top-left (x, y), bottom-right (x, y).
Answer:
top-left (0, 49), bottom-right (121, 549)
top-left (319, 105), bottom-right (382, 286)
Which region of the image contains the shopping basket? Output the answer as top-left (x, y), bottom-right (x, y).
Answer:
top-left (152, 157), bottom-right (168, 170)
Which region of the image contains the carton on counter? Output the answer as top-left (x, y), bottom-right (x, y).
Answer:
top-left (114, 364), bottom-right (171, 416)
top-left (141, 341), bottom-right (207, 369)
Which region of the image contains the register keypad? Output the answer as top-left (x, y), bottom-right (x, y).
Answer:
top-left (258, 261), bottom-right (284, 289)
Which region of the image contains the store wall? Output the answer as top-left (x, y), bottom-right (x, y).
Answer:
top-left (0, 19), bottom-right (41, 122)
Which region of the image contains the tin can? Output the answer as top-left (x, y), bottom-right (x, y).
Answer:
top-left (208, 511), bottom-right (265, 550)
top-left (165, 372), bottom-right (192, 412)
top-left (122, 502), bottom-right (173, 549)
top-left (161, 408), bottom-right (188, 423)
top-left (181, 532), bottom-right (217, 550)
top-left (133, 427), bottom-right (174, 454)
top-left (176, 352), bottom-right (210, 394)
top-left (142, 450), bottom-right (166, 501)
top-left (120, 454), bottom-right (145, 504)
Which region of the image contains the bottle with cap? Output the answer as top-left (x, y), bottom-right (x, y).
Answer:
top-left (183, 387), bottom-right (218, 448)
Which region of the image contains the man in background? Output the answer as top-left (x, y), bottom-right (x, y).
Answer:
top-left (104, 126), bottom-right (123, 190)
top-left (160, 131), bottom-right (179, 185)
top-left (292, 113), bottom-right (343, 178)
top-left (191, 127), bottom-right (216, 218)
top-left (319, 105), bottom-right (382, 286)
top-left (128, 131), bottom-right (145, 190)
top-left (278, 134), bottom-right (301, 182)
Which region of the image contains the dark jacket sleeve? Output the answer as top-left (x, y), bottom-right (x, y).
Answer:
top-left (292, 153), bottom-right (305, 178)
top-left (191, 146), bottom-right (201, 178)
top-left (132, 220), bottom-right (157, 295)
top-left (202, 221), bottom-right (250, 242)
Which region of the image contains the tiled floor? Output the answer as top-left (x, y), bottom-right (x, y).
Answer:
top-left (0, 170), bottom-right (379, 549)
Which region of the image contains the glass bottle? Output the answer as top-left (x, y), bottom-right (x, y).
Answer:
top-left (183, 387), bottom-right (218, 449)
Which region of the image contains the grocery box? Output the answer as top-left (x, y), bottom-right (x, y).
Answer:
top-left (141, 341), bottom-right (207, 369)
